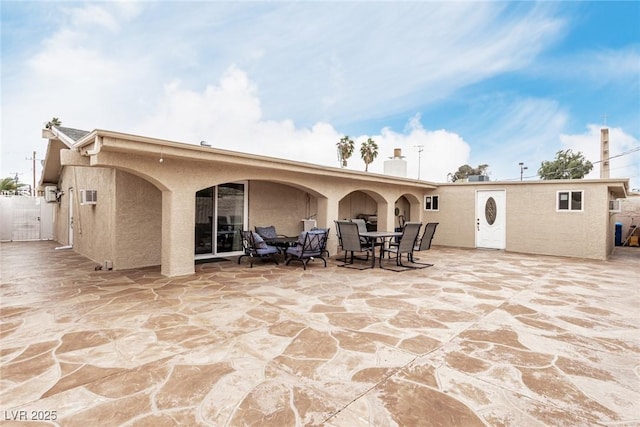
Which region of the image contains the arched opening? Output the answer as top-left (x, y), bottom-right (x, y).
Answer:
top-left (339, 190), bottom-right (381, 231)
top-left (195, 179), bottom-right (327, 260)
top-left (393, 193), bottom-right (422, 230)
top-left (394, 195), bottom-right (411, 229)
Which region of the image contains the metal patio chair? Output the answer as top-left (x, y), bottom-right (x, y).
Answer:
top-left (238, 231), bottom-right (280, 268)
top-left (284, 229), bottom-right (328, 270)
top-left (381, 222), bottom-right (423, 271)
top-left (336, 221), bottom-right (373, 269)
top-left (410, 222), bottom-right (438, 267)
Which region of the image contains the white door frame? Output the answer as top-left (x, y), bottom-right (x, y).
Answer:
top-left (475, 189), bottom-right (506, 249)
top-left (68, 188), bottom-right (74, 246)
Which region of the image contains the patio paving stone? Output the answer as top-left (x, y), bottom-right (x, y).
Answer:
top-left (1, 241), bottom-right (639, 426)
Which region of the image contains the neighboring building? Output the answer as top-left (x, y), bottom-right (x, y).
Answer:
top-left (39, 126), bottom-right (629, 277)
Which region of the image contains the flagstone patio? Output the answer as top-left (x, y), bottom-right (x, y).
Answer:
top-left (1, 241), bottom-right (639, 426)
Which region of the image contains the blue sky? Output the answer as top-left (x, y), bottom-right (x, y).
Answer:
top-left (2, 1), bottom-right (639, 190)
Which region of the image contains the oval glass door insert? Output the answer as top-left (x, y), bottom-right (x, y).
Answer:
top-left (485, 197), bottom-right (497, 225)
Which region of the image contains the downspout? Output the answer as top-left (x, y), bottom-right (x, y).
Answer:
top-left (82, 135), bottom-right (103, 156)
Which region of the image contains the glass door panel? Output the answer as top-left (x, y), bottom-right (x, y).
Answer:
top-left (216, 183), bottom-right (245, 253)
top-left (195, 187), bottom-right (214, 255)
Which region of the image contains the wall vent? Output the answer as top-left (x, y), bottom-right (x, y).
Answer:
top-left (80, 190), bottom-right (97, 205)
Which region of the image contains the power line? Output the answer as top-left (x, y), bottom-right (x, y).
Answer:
top-left (541, 146), bottom-right (640, 179)
top-left (501, 146), bottom-right (640, 181)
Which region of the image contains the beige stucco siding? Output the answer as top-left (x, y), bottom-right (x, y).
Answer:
top-left (506, 183), bottom-right (610, 260)
top-left (422, 182), bottom-right (615, 260)
top-left (55, 166), bottom-right (116, 266)
top-left (249, 181), bottom-right (317, 237)
top-left (114, 170), bottom-right (162, 269)
top-left (421, 186), bottom-right (476, 249)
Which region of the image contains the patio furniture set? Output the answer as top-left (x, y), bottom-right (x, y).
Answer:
top-left (238, 225), bottom-right (329, 269)
top-left (335, 220), bottom-right (438, 271)
top-left (238, 221), bottom-right (438, 272)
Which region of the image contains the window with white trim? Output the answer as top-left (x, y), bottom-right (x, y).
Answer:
top-left (557, 190), bottom-right (583, 211)
top-left (424, 195), bottom-right (439, 211)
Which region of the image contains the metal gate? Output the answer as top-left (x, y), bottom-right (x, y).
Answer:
top-left (0, 196), bottom-right (55, 241)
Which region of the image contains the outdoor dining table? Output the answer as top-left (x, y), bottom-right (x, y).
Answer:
top-left (359, 230), bottom-right (403, 268)
top-left (264, 236), bottom-right (299, 252)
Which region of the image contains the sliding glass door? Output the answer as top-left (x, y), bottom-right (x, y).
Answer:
top-left (195, 182), bottom-right (247, 258)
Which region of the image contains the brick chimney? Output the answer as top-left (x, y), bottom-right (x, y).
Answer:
top-left (601, 128), bottom-right (610, 178)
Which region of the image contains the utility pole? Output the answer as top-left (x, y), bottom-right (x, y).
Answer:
top-left (26, 151), bottom-right (41, 196)
top-left (414, 145), bottom-right (424, 180)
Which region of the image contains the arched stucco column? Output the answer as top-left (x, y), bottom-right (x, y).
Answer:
top-left (318, 196), bottom-right (339, 255)
top-left (161, 190), bottom-right (195, 277)
top-left (378, 199), bottom-right (392, 232)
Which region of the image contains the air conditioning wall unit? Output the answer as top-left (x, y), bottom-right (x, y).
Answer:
top-left (609, 199), bottom-right (622, 212)
top-left (80, 189), bottom-right (97, 205)
top-left (468, 175), bottom-right (490, 182)
top-left (44, 185), bottom-right (58, 203)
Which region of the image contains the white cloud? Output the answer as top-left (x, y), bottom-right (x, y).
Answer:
top-left (2, 1), bottom-right (636, 193)
top-left (371, 115), bottom-right (471, 181)
top-left (133, 68), bottom-right (471, 181)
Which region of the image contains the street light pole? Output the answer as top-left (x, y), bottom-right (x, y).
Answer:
top-left (518, 162), bottom-right (528, 181)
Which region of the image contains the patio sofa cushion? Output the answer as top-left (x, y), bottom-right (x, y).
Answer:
top-left (256, 246), bottom-right (279, 256)
top-left (255, 226), bottom-right (278, 239)
top-left (252, 232), bottom-right (268, 249)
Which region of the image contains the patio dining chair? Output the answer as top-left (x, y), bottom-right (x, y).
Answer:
top-left (411, 222), bottom-right (438, 267)
top-left (284, 229), bottom-right (328, 270)
top-left (334, 220), bottom-right (345, 252)
top-left (350, 218), bottom-right (372, 245)
top-left (238, 231), bottom-right (280, 268)
top-left (336, 221), bottom-right (373, 269)
top-left (381, 222), bottom-right (424, 271)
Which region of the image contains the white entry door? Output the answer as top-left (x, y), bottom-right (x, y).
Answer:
top-left (476, 190), bottom-right (506, 249)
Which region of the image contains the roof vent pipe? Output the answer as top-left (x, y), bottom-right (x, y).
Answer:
top-left (393, 148), bottom-right (405, 159)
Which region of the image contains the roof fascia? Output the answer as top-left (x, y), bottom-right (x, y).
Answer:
top-left (82, 129), bottom-right (438, 189)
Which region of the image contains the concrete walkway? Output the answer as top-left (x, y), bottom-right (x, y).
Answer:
top-left (1, 241), bottom-right (639, 426)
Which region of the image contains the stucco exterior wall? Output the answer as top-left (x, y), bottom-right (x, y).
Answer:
top-left (54, 166), bottom-right (116, 266)
top-left (420, 186), bottom-right (477, 248)
top-left (506, 182), bottom-right (610, 259)
top-left (114, 170), bottom-right (162, 269)
top-left (248, 181), bottom-right (316, 237)
top-left (425, 182), bottom-right (613, 260)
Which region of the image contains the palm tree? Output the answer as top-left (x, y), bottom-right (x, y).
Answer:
top-left (336, 136), bottom-right (355, 168)
top-left (360, 137), bottom-right (379, 172)
top-left (45, 117), bottom-right (62, 129)
top-left (0, 176), bottom-right (24, 194)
